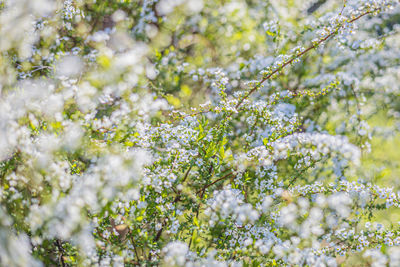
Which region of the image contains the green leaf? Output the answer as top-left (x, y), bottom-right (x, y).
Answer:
top-left (193, 216), bottom-right (199, 227)
top-left (219, 144), bottom-right (225, 160)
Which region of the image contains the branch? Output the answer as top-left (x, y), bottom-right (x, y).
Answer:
top-left (197, 171), bottom-right (234, 196)
top-left (55, 239), bottom-right (66, 267)
top-left (235, 9), bottom-right (376, 109)
top-left (152, 165), bottom-right (193, 245)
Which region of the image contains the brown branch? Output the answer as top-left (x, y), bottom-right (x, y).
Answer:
top-left (153, 165), bottom-right (192, 245)
top-left (339, 0), bottom-right (347, 16)
top-left (55, 239), bottom-right (66, 267)
top-left (181, 165), bottom-right (192, 184)
top-left (197, 171), bottom-right (234, 196)
top-left (130, 234), bottom-right (141, 263)
top-left (235, 9), bottom-right (375, 109)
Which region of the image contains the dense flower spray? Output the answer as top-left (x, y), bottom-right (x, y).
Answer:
top-left (0, 0), bottom-right (400, 266)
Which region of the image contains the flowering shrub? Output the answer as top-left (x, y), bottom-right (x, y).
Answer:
top-left (1, 0), bottom-right (400, 266)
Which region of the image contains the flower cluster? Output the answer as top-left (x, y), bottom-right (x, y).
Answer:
top-left (1, 0), bottom-right (400, 266)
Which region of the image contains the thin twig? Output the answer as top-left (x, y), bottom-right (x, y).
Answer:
top-left (130, 235), bottom-right (141, 263)
top-left (197, 171), bottom-right (234, 196)
top-left (235, 9), bottom-right (375, 109)
top-left (153, 165), bottom-right (192, 245)
top-left (55, 239), bottom-right (66, 267)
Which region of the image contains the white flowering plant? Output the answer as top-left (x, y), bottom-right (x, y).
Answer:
top-left (1, 0), bottom-right (400, 266)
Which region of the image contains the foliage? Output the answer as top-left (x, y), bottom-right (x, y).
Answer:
top-left (1, 0), bottom-right (400, 266)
